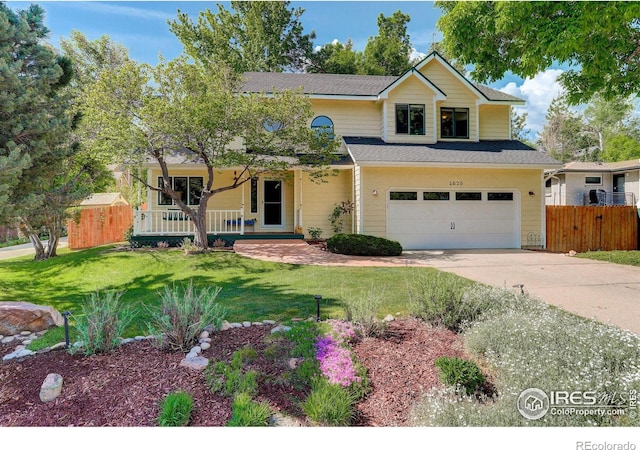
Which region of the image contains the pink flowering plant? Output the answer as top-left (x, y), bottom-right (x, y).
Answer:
top-left (315, 334), bottom-right (361, 387)
top-left (326, 319), bottom-right (360, 344)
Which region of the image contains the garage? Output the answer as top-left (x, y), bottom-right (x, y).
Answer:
top-left (387, 189), bottom-right (520, 250)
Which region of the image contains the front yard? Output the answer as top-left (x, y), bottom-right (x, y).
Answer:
top-left (1, 245), bottom-right (639, 427)
top-left (577, 250), bottom-right (640, 267)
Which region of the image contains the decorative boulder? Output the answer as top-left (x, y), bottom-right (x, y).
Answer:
top-left (39, 373), bottom-right (63, 403)
top-left (0, 302), bottom-right (64, 335)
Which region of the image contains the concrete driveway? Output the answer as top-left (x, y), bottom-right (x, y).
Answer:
top-left (235, 241), bottom-right (640, 335)
top-left (406, 249), bottom-right (640, 335)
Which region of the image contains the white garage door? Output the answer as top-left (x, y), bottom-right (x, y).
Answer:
top-left (387, 189), bottom-right (520, 250)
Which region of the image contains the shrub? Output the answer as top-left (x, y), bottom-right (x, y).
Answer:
top-left (157, 391), bottom-right (193, 427)
top-left (406, 272), bottom-right (479, 331)
top-left (147, 280), bottom-right (226, 352)
top-left (226, 392), bottom-right (272, 427)
top-left (302, 378), bottom-right (355, 426)
top-left (285, 321), bottom-right (320, 359)
top-left (341, 289), bottom-right (386, 337)
top-left (307, 227), bottom-right (323, 241)
top-left (434, 356), bottom-right (485, 395)
top-left (326, 233), bottom-right (402, 256)
top-left (72, 290), bottom-right (136, 355)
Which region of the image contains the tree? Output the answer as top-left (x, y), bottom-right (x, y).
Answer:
top-left (510, 109), bottom-right (533, 145)
top-left (306, 39), bottom-right (361, 74)
top-left (436, 1), bottom-right (640, 104)
top-left (537, 96), bottom-right (594, 162)
top-left (0, 3), bottom-right (84, 259)
top-left (81, 57), bottom-right (340, 249)
top-left (361, 11), bottom-right (414, 76)
top-left (168, 1), bottom-right (315, 73)
top-left (583, 93), bottom-right (640, 161)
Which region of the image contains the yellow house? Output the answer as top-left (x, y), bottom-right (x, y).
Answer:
top-left (133, 52), bottom-right (562, 250)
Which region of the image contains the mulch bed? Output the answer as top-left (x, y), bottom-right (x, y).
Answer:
top-left (0, 318), bottom-right (464, 427)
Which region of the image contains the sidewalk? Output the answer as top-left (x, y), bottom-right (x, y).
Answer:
top-left (0, 237), bottom-right (68, 261)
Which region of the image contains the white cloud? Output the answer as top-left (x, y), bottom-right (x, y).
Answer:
top-left (500, 69), bottom-right (565, 140)
top-left (71, 2), bottom-right (171, 22)
top-left (410, 48), bottom-right (426, 62)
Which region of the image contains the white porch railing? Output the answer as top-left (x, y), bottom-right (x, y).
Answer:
top-left (133, 209), bottom-right (245, 235)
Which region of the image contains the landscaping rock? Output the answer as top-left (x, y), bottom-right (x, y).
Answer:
top-left (383, 314), bottom-right (395, 322)
top-left (39, 373), bottom-right (63, 403)
top-left (199, 331), bottom-right (209, 339)
top-left (1, 336), bottom-right (15, 344)
top-left (262, 320), bottom-right (276, 325)
top-left (242, 321), bottom-right (252, 328)
top-left (200, 342), bottom-right (211, 351)
top-left (179, 356), bottom-right (208, 371)
top-left (3, 348), bottom-right (34, 361)
top-left (0, 302), bottom-right (64, 335)
top-left (49, 342), bottom-right (67, 351)
top-left (270, 325), bottom-right (291, 334)
top-left (220, 321), bottom-right (233, 331)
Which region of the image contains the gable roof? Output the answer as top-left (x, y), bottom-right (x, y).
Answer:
top-left (241, 52), bottom-right (524, 103)
top-left (79, 193), bottom-right (129, 207)
top-left (344, 137), bottom-right (562, 167)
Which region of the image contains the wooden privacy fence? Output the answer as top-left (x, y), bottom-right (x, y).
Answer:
top-left (67, 205), bottom-right (133, 250)
top-left (546, 206), bottom-right (639, 253)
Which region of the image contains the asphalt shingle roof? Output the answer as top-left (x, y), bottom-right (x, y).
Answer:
top-left (241, 72), bottom-right (524, 102)
top-left (344, 137), bottom-right (562, 166)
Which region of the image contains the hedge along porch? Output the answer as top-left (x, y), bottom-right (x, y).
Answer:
top-left (132, 164), bottom-right (354, 241)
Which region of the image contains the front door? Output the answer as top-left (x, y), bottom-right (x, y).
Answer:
top-left (613, 174), bottom-right (625, 204)
top-left (262, 180), bottom-right (283, 227)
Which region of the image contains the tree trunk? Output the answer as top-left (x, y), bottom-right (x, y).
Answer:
top-left (45, 234), bottom-right (59, 258)
top-left (192, 213), bottom-right (209, 249)
top-left (18, 220), bottom-right (46, 260)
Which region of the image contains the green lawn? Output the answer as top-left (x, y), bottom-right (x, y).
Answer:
top-left (0, 246), bottom-right (435, 336)
top-left (577, 250), bottom-right (640, 267)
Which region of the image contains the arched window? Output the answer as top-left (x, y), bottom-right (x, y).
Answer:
top-left (311, 115), bottom-right (334, 139)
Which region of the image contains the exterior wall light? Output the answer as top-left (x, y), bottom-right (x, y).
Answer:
top-left (372, 190), bottom-right (379, 196)
top-left (529, 191), bottom-right (535, 196)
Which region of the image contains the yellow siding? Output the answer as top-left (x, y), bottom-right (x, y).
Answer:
top-left (419, 60), bottom-right (479, 141)
top-left (479, 105), bottom-right (511, 140)
top-left (299, 169), bottom-right (354, 237)
top-left (385, 75), bottom-right (436, 144)
top-left (310, 99), bottom-right (381, 138)
top-left (360, 166), bottom-right (543, 245)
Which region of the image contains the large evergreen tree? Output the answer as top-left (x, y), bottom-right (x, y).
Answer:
top-left (361, 11), bottom-right (414, 76)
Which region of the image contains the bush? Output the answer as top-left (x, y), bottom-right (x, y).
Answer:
top-left (73, 290), bottom-right (136, 355)
top-left (157, 391), bottom-right (193, 426)
top-left (226, 392), bottom-right (272, 427)
top-left (407, 272), bottom-right (480, 331)
top-left (434, 356), bottom-right (485, 395)
top-left (302, 378), bottom-right (356, 426)
top-left (342, 289), bottom-right (386, 337)
top-left (147, 280), bottom-right (226, 352)
top-left (327, 234), bottom-right (402, 256)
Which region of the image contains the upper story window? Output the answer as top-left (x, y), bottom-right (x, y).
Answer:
top-left (396, 104), bottom-right (425, 135)
top-left (441, 107), bottom-right (469, 139)
top-left (585, 176), bottom-right (602, 185)
top-left (311, 115), bottom-right (334, 139)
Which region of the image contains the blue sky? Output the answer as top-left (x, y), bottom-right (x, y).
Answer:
top-left (6, 1), bottom-right (566, 139)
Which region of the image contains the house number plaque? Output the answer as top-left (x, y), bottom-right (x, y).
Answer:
top-left (449, 181), bottom-right (464, 186)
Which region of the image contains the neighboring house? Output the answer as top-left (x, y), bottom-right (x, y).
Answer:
top-left (133, 52), bottom-right (561, 250)
top-left (79, 192), bottom-right (130, 209)
top-left (545, 159), bottom-right (640, 207)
